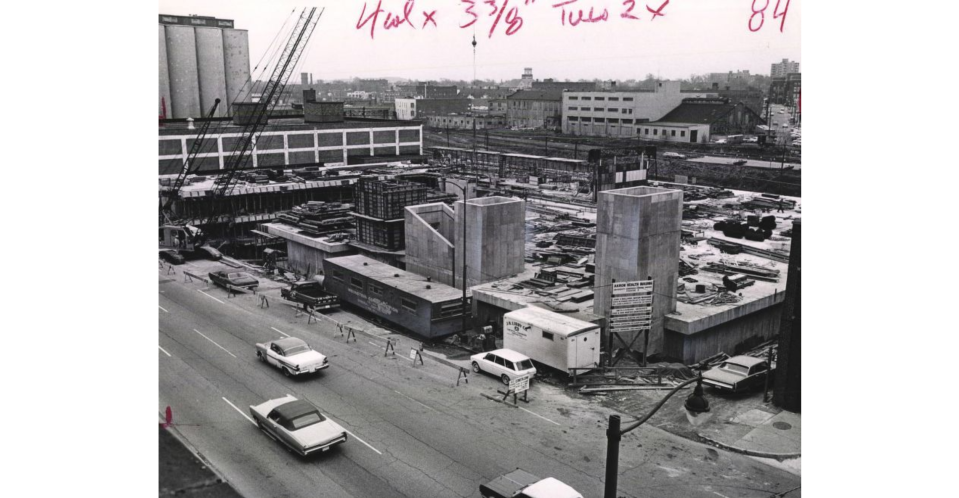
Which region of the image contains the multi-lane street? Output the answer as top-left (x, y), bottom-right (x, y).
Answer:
top-left (159, 267), bottom-right (801, 498)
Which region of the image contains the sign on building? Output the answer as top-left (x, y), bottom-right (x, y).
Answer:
top-left (609, 280), bottom-right (654, 334)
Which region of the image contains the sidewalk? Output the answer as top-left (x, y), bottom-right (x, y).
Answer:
top-left (160, 426), bottom-right (243, 498)
top-left (697, 407), bottom-right (802, 475)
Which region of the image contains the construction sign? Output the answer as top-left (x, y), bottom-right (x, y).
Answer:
top-left (609, 280), bottom-right (654, 334)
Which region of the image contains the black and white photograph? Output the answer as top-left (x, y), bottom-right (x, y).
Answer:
top-left (154, 2), bottom-right (800, 496)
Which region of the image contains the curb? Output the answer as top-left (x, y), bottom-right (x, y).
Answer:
top-left (159, 413), bottom-right (233, 485)
top-left (421, 349), bottom-right (470, 371)
top-left (696, 434), bottom-right (801, 461)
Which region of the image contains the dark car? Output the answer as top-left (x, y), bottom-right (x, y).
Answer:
top-left (159, 249), bottom-right (185, 265)
top-left (702, 355), bottom-right (771, 393)
top-left (209, 270), bottom-right (259, 291)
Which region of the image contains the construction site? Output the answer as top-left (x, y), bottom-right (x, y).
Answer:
top-left (157, 2), bottom-right (801, 427)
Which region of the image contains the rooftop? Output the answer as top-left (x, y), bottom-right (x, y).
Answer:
top-left (158, 116), bottom-right (418, 136)
top-left (506, 89), bottom-right (564, 101)
top-left (657, 98), bottom-right (764, 125)
top-left (326, 254), bottom-right (465, 302)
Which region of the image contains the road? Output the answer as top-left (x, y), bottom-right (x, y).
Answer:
top-left (159, 265), bottom-right (801, 498)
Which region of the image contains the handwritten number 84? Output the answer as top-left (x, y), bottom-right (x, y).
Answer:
top-left (749, 0), bottom-right (790, 33)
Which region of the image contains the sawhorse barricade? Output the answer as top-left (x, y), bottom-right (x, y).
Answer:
top-left (384, 338), bottom-right (396, 357)
top-left (259, 294), bottom-right (269, 308)
top-left (335, 323), bottom-right (357, 343)
top-left (409, 346), bottom-right (424, 367)
top-left (456, 367), bottom-right (470, 386)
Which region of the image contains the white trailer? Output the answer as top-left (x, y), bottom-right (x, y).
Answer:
top-left (503, 306), bottom-right (601, 374)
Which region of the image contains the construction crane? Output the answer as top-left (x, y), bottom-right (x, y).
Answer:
top-left (191, 7), bottom-right (322, 249)
top-left (160, 98), bottom-right (220, 225)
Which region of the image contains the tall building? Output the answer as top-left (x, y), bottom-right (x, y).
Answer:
top-left (159, 14), bottom-right (251, 119)
top-left (770, 58), bottom-right (800, 78)
top-left (506, 89), bottom-right (564, 129)
top-left (518, 68), bottom-right (534, 89)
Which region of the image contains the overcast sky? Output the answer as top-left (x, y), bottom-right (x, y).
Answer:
top-left (158, 0), bottom-right (801, 82)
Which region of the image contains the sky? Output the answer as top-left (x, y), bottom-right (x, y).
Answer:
top-left (158, 0), bottom-right (801, 82)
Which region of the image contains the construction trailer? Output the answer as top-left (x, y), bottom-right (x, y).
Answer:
top-left (503, 306), bottom-right (601, 374)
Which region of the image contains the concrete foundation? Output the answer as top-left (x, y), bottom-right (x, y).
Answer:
top-left (405, 203), bottom-right (455, 287)
top-left (454, 196), bottom-right (526, 290)
top-left (593, 186), bottom-right (683, 356)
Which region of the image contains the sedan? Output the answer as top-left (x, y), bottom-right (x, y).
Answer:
top-left (702, 355), bottom-right (772, 393)
top-left (159, 249), bottom-right (185, 265)
top-left (209, 270), bottom-right (258, 290)
top-left (249, 395), bottom-right (347, 457)
top-left (471, 348), bottom-right (537, 386)
top-left (256, 337), bottom-right (329, 377)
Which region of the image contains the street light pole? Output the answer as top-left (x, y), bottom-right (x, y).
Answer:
top-left (604, 374), bottom-right (711, 498)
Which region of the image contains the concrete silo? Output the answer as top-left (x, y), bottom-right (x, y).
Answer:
top-left (195, 27), bottom-right (229, 117)
top-left (223, 29), bottom-right (252, 111)
top-left (158, 25), bottom-right (172, 118)
top-left (165, 24), bottom-right (201, 119)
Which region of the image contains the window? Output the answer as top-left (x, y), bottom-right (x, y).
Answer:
top-left (569, 96), bottom-right (579, 100)
top-left (627, 109), bottom-right (633, 114)
top-left (401, 298), bottom-right (416, 312)
top-left (622, 118), bottom-right (633, 124)
top-left (681, 130), bottom-right (686, 137)
top-left (351, 277), bottom-right (364, 290)
top-left (608, 108), bottom-right (618, 113)
top-left (568, 106), bottom-right (577, 111)
top-left (332, 271), bottom-right (344, 282)
top-left (609, 97), bottom-right (619, 101)
top-left (503, 360), bottom-right (516, 370)
top-left (595, 96), bottom-right (605, 101)
top-left (671, 130), bottom-right (676, 136)
top-left (644, 128), bottom-right (650, 135)
top-left (594, 108), bottom-right (604, 113)
top-left (582, 96), bottom-right (592, 101)
top-left (494, 356), bottom-right (506, 367)
top-left (654, 129), bottom-right (658, 135)
top-left (369, 283), bottom-right (383, 296)
top-left (543, 331), bottom-right (554, 341)
top-left (609, 118), bottom-right (620, 124)
top-left (580, 107), bottom-right (590, 112)
top-left (623, 97), bottom-right (634, 101)
top-left (595, 117), bottom-right (605, 123)
top-left (485, 353), bottom-right (496, 362)
top-left (517, 359), bottom-right (533, 370)
top-left (568, 116), bottom-right (579, 121)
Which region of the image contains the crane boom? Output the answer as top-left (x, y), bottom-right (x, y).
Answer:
top-left (196, 7), bottom-right (322, 238)
top-left (160, 98), bottom-right (221, 218)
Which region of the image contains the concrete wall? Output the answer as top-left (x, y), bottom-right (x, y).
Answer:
top-left (594, 186), bottom-right (683, 355)
top-left (195, 27), bottom-right (228, 117)
top-left (158, 25), bottom-right (172, 118)
top-left (165, 25), bottom-right (201, 119)
top-left (223, 29), bottom-right (251, 107)
top-left (663, 301), bottom-right (783, 364)
top-left (454, 196), bottom-right (526, 290)
top-left (774, 220), bottom-right (801, 412)
top-left (405, 203), bottom-right (455, 287)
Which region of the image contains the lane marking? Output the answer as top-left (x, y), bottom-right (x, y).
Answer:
top-left (393, 389), bottom-right (433, 411)
top-left (519, 407), bottom-right (562, 426)
top-left (158, 345), bottom-right (172, 357)
top-left (322, 413), bottom-right (382, 455)
top-left (158, 305), bottom-right (169, 313)
top-left (194, 329), bottom-right (237, 358)
top-left (198, 289), bottom-right (225, 304)
top-left (223, 397), bottom-right (256, 426)
top-left (368, 341), bottom-right (380, 347)
top-left (271, 327), bottom-right (290, 338)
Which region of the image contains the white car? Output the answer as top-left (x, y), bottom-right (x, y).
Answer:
top-left (714, 139), bottom-right (727, 144)
top-left (256, 337), bottom-right (328, 377)
top-left (470, 348), bottom-right (537, 385)
top-left (663, 152), bottom-right (686, 159)
top-left (249, 395), bottom-right (347, 457)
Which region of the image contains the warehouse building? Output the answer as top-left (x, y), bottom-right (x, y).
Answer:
top-left (562, 82), bottom-right (712, 137)
top-left (323, 255), bottom-right (471, 338)
top-left (395, 98), bottom-right (471, 120)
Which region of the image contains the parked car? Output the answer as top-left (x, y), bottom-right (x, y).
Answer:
top-left (713, 139), bottom-right (727, 144)
top-left (471, 348), bottom-right (537, 385)
top-left (663, 152), bottom-right (686, 159)
top-left (159, 249), bottom-right (185, 265)
top-left (256, 337), bottom-right (329, 377)
top-left (281, 280), bottom-right (339, 311)
top-left (480, 469), bottom-right (583, 498)
top-left (249, 395), bottom-right (347, 457)
top-left (196, 245), bottom-right (222, 261)
top-left (209, 270), bottom-right (258, 291)
top-left (702, 355), bottom-right (772, 393)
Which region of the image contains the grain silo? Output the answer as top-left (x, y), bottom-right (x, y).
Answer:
top-left (158, 25), bottom-right (172, 118)
top-left (195, 26), bottom-right (229, 117)
top-left (222, 28), bottom-right (252, 113)
top-left (164, 24), bottom-right (201, 119)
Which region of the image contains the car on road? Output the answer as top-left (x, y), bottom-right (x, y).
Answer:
top-left (256, 337), bottom-right (329, 377)
top-left (480, 469), bottom-right (583, 498)
top-left (249, 395), bottom-right (347, 457)
top-left (209, 270), bottom-right (258, 291)
top-left (159, 249), bottom-right (185, 265)
top-left (662, 152), bottom-right (686, 159)
top-left (744, 136), bottom-right (759, 143)
top-left (713, 138), bottom-right (727, 144)
top-left (702, 355), bottom-right (772, 393)
top-left (732, 159), bottom-right (748, 166)
top-left (471, 348), bottom-right (537, 385)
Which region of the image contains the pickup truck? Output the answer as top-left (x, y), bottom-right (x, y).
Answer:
top-left (480, 469), bottom-right (582, 498)
top-left (281, 280), bottom-right (340, 311)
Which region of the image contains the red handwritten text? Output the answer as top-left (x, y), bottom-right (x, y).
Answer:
top-left (646, 0), bottom-right (668, 20)
top-left (553, 0), bottom-right (609, 27)
top-left (749, 0), bottom-right (790, 33)
top-left (358, 0), bottom-right (438, 39)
